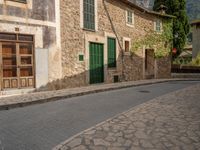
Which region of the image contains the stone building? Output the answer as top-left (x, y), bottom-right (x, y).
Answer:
top-left (0, 0), bottom-right (173, 95)
top-left (191, 20), bottom-right (200, 58)
top-left (0, 0), bottom-right (62, 95)
top-left (59, 0), bottom-right (173, 88)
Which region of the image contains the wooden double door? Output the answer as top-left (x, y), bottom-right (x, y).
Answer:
top-left (0, 42), bottom-right (35, 90)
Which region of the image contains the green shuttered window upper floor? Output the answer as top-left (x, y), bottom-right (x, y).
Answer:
top-left (107, 38), bottom-right (116, 68)
top-left (83, 0), bottom-right (95, 30)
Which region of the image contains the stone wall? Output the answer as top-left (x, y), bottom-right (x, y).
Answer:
top-left (60, 0), bottom-right (86, 87)
top-left (60, 0), bottom-right (171, 87)
top-left (156, 56), bottom-right (171, 78)
top-left (192, 24), bottom-right (200, 58)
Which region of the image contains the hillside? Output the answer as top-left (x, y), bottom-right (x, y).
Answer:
top-left (135, 0), bottom-right (200, 21)
top-left (186, 0), bottom-right (200, 21)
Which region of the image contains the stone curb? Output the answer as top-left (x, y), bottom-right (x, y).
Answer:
top-left (0, 78), bottom-right (199, 111)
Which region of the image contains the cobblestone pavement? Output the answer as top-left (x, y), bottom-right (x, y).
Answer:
top-left (55, 84), bottom-right (200, 150)
top-left (0, 78), bottom-right (199, 111)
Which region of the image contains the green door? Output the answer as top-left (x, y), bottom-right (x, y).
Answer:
top-left (89, 42), bottom-right (104, 84)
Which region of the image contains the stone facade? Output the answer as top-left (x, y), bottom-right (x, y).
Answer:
top-left (0, 0), bottom-right (62, 95)
top-left (192, 21), bottom-right (200, 58)
top-left (0, 0), bottom-right (172, 94)
top-left (60, 0), bottom-right (172, 88)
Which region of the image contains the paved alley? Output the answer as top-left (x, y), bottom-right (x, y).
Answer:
top-left (0, 81), bottom-right (199, 150)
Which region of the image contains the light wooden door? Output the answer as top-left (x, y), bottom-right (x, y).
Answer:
top-left (0, 42), bottom-right (34, 90)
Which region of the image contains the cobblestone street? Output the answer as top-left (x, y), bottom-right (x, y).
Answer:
top-left (55, 84), bottom-right (200, 150)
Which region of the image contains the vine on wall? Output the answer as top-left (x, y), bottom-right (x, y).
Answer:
top-left (131, 19), bottom-right (173, 59)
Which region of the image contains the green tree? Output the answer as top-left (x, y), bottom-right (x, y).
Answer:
top-left (153, 0), bottom-right (190, 56)
top-left (153, 0), bottom-right (165, 11)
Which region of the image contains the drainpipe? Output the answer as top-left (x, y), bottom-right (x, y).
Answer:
top-left (102, 0), bottom-right (125, 81)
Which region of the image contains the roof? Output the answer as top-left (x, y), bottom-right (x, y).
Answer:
top-left (120, 0), bottom-right (175, 18)
top-left (179, 50), bottom-right (192, 58)
top-left (184, 45), bottom-right (192, 50)
top-left (191, 20), bottom-right (200, 26)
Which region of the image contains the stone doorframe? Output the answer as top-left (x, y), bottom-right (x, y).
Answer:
top-left (142, 47), bottom-right (158, 79)
top-left (84, 32), bottom-right (119, 84)
top-left (84, 33), bottom-right (106, 84)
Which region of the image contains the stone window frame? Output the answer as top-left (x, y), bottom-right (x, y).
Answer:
top-left (125, 9), bottom-right (135, 27)
top-left (123, 37), bottom-right (131, 55)
top-left (0, 0), bottom-right (32, 9)
top-left (78, 52), bottom-right (85, 63)
top-left (80, 0), bottom-right (98, 32)
top-left (105, 32), bottom-right (119, 71)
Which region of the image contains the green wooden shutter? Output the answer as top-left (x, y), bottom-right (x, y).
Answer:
top-left (89, 43), bottom-right (104, 84)
top-left (107, 38), bottom-right (116, 68)
top-left (83, 0), bottom-right (95, 30)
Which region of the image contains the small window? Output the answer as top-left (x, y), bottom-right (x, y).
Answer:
top-left (8, 0), bottom-right (27, 3)
top-left (155, 20), bottom-right (161, 32)
top-left (83, 0), bottom-right (95, 30)
top-left (18, 35), bottom-right (33, 41)
top-left (79, 54), bottom-right (84, 61)
top-left (125, 41), bottom-right (130, 52)
top-left (126, 10), bottom-right (134, 25)
top-left (0, 33), bottom-right (17, 41)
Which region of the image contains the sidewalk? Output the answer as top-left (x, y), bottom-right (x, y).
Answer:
top-left (54, 83), bottom-right (200, 150)
top-left (0, 78), bottom-right (199, 111)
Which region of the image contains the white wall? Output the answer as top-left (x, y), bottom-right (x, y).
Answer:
top-left (35, 49), bottom-right (49, 88)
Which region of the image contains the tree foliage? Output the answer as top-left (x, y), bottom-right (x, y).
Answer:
top-left (153, 0), bottom-right (190, 56)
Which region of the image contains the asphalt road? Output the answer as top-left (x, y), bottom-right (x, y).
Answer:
top-left (0, 81), bottom-right (199, 150)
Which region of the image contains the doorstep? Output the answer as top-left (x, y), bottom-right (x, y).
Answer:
top-left (0, 88), bottom-right (35, 97)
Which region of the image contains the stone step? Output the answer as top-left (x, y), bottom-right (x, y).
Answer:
top-left (171, 73), bottom-right (200, 78)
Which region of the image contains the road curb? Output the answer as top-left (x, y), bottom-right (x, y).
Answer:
top-left (0, 78), bottom-right (199, 111)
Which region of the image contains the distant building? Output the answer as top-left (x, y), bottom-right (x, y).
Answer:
top-left (191, 20), bottom-right (200, 58)
top-left (135, 0), bottom-right (155, 9)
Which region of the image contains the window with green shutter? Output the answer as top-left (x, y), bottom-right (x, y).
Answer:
top-left (83, 0), bottom-right (95, 30)
top-left (107, 38), bottom-right (116, 68)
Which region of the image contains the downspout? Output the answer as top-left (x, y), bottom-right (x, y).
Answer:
top-left (102, 0), bottom-right (125, 81)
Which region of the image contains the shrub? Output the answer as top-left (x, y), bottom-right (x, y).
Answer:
top-left (190, 53), bottom-right (200, 66)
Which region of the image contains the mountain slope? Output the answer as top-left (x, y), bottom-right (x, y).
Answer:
top-left (135, 0), bottom-right (200, 21)
top-left (186, 0), bottom-right (200, 21)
